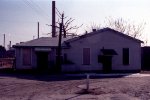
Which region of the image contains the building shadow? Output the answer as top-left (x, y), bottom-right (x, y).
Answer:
top-left (0, 68), bottom-right (136, 82)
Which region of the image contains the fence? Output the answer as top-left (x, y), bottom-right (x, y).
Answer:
top-left (0, 58), bottom-right (15, 68)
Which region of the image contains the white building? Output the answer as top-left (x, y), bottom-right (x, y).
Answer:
top-left (13, 28), bottom-right (143, 73)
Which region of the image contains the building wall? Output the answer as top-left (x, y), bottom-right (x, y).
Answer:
top-left (15, 47), bottom-right (56, 69)
top-left (62, 31), bottom-right (141, 72)
top-left (15, 48), bottom-right (21, 69)
top-left (15, 48), bottom-right (33, 69)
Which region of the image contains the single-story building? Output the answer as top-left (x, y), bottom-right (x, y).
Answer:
top-left (13, 28), bottom-right (143, 73)
top-left (141, 46), bottom-right (150, 71)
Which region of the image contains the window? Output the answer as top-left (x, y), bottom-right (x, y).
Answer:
top-left (123, 48), bottom-right (129, 65)
top-left (83, 48), bottom-right (90, 65)
top-left (22, 48), bottom-right (31, 66)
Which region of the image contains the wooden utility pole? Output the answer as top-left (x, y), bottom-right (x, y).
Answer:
top-left (56, 13), bottom-right (66, 72)
top-left (3, 34), bottom-right (5, 48)
top-left (37, 22), bottom-right (39, 39)
top-left (61, 13), bottom-right (66, 38)
top-left (9, 41), bottom-right (11, 50)
top-left (57, 23), bottom-right (62, 72)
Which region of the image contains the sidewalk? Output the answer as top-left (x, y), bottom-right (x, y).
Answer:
top-left (65, 73), bottom-right (150, 78)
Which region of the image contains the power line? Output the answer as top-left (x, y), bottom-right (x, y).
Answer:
top-left (29, 0), bottom-right (50, 18)
top-left (22, 0), bottom-right (49, 21)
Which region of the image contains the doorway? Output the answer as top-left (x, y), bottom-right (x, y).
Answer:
top-left (102, 56), bottom-right (112, 73)
top-left (36, 52), bottom-right (49, 71)
top-left (100, 48), bottom-right (118, 73)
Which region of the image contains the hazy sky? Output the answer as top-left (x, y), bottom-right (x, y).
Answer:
top-left (0, 0), bottom-right (150, 48)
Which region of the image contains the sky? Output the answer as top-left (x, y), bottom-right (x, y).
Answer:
top-left (0, 0), bottom-right (150, 48)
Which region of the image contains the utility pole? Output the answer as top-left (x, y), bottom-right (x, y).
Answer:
top-left (57, 23), bottom-right (62, 73)
top-left (52, 1), bottom-right (56, 37)
top-left (3, 34), bottom-right (5, 48)
top-left (61, 13), bottom-right (66, 38)
top-left (37, 22), bottom-right (39, 39)
top-left (33, 36), bottom-right (35, 39)
top-left (9, 41), bottom-right (11, 50)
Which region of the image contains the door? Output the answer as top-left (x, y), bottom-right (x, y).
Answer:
top-left (102, 56), bottom-right (112, 73)
top-left (36, 52), bottom-right (49, 71)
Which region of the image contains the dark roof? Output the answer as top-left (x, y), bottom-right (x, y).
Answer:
top-left (66, 27), bottom-right (143, 43)
top-left (13, 28), bottom-right (143, 48)
top-left (13, 37), bottom-right (71, 47)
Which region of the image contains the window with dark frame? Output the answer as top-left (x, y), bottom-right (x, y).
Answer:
top-left (83, 48), bottom-right (90, 65)
top-left (123, 48), bottom-right (129, 65)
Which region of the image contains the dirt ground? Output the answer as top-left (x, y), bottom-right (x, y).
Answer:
top-left (0, 73), bottom-right (150, 100)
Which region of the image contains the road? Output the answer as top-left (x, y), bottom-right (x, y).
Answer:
top-left (0, 73), bottom-right (150, 100)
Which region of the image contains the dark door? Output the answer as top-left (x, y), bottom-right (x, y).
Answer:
top-left (102, 56), bottom-right (112, 73)
top-left (36, 52), bottom-right (48, 71)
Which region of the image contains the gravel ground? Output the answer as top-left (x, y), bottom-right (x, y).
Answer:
top-left (0, 73), bottom-right (150, 100)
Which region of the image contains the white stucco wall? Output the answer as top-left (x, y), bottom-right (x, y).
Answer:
top-left (15, 48), bottom-right (33, 69)
top-left (62, 31), bottom-right (141, 72)
top-left (15, 47), bottom-right (56, 69)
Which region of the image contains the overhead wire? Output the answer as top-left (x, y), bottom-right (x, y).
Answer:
top-left (29, 0), bottom-right (50, 18)
top-left (22, 0), bottom-right (49, 21)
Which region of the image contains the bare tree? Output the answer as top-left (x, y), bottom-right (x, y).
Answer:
top-left (85, 22), bottom-right (102, 33)
top-left (105, 17), bottom-right (146, 39)
top-left (85, 17), bottom-right (147, 45)
top-left (87, 17), bottom-right (146, 44)
top-left (55, 8), bottom-right (83, 38)
top-left (46, 8), bottom-right (82, 38)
